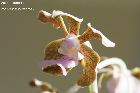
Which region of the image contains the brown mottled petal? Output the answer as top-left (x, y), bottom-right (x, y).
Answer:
top-left (43, 39), bottom-right (64, 75)
top-left (38, 10), bottom-right (68, 36)
top-left (78, 23), bottom-right (115, 47)
top-left (43, 39), bottom-right (72, 76)
top-left (66, 16), bottom-right (81, 35)
top-left (78, 24), bottom-right (101, 44)
top-left (30, 79), bottom-right (58, 93)
top-left (50, 10), bottom-right (83, 35)
top-left (44, 39), bottom-right (64, 60)
top-left (43, 65), bottom-right (72, 76)
top-left (77, 44), bottom-right (100, 86)
top-left (43, 65), bottom-right (63, 76)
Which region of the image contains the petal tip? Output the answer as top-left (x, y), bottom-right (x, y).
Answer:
top-left (87, 23), bottom-right (116, 47)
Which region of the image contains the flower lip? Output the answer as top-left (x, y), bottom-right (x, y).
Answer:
top-left (40, 56), bottom-right (78, 76)
top-left (58, 33), bottom-right (81, 60)
top-left (40, 56), bottom-right (78, 69)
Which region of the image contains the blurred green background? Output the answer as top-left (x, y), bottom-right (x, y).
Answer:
top-left (0, 0), bottom-right (140, 93)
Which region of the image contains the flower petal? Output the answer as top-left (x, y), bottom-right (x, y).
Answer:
top-left (50, 10), bottom-right (83, 35)
top-left (43, 65), bottom-right (70, 76)
top-left (40, 56), bottom-right (78, 69)
top-left (51, 10), bottom-right (83, 22)
top-left (107, 75), bottom-right (120, 93)
top-left (38, 10), bottom-right (68, 36)
top-left (77, 44), bottom-right (100, 86)
top-left (135, 84), bottom-right (140, 93)
top-left (51, 10), bottom-right (83, 35)
top-left (44, 39), bottom-right (64, 60)
top-left (66, 16), bottom-right (81, 35)
top-left (57, 63), bottom-right (67, 76)
top-left (107, 71), bottom-right (140, 93)
top-left (43, 39), bottom-right (79, 76)
top-left (78, 23), bottom-right (115, 47)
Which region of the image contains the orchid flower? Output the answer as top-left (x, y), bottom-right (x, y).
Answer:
top-left (97, 58), bottom-right (140, 93)
top-left (38, 10), bottom-right (115, 87)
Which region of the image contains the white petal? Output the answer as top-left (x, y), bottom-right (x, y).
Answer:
top-left (135, 84), bottom-right (140, 93)
top-left (107, 75), bottom-right (120, 93)
top-left (107, 68), bottom-right (140, 93)
top-left (115, 73), bottom-right (140, 93)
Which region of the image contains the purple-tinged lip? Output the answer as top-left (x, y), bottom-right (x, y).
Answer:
top-left (39, 56), bottom-right (78, 76)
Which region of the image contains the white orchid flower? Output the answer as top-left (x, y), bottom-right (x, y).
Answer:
top-left (97, 58), bottom-right (140, 93)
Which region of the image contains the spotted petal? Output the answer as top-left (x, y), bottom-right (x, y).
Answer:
top-left (38, 10), bottom-right (68, 36)
top-left (41, 39), bottom-right (82, 76)
top-left (51, 10), bottom-right (83, 35)
top-left (40, 56), bottom-right (78, 76)
top-left (78, 23), bottom-right (115, 47)
top-left (77, 44), bottom-right (100, 86)
top-left (44, 39), bottom-right (64, 60)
